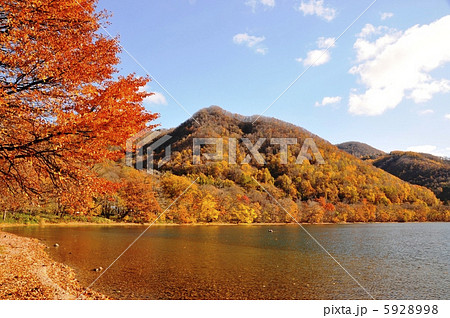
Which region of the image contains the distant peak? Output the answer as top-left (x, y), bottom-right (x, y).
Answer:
top-left (336, 141), bottom-right (385, 159)
top-left (192, 106), bottom-right (270, 124)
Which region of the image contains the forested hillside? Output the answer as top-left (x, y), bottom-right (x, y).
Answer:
top-left (336, 141), bottom-right (385, 159)
top-left (373, 152), bottom-right (450, 204)
top-left (4, 106), bottom-right (449, 224)
top-left (131, 106), bottom-right (448, 223)
top-left (338, 141), bottom-right (450, 204)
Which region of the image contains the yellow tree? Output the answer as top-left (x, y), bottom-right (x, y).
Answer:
top-left (198, 193), bottom-right (219, 222)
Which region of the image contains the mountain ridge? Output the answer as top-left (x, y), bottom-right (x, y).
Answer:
top-left (119, 105), bottom-right (450, 223)
top-left (373, 151), bottom-right (450, 203)
top-left (336, 140), bottom-right (450, 204)
top-left (336, 141), bottom-right (386, 159)
top-left (148, 106), bottom-right (439, 204)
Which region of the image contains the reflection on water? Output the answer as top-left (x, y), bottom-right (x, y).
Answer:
top-left (3, 223), bottom-right (449, 299)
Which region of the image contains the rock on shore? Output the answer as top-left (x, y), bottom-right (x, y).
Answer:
top-left (0, 231), bottom-right (108, 300)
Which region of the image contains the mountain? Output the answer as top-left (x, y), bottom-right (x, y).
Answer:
top-left (337, 140), bottom-right (450, 204)
top-left (336, 141), bottom-right (385, 159)
top-left (373, 151), bottom-right (450, 203)
top-left (135, 106), bottom-right (448, 223)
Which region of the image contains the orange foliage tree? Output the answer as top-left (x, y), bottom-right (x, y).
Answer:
top-left (118, 168), bottom-right (161, 222)
top-left (0, 0), bottom-right (158, 207)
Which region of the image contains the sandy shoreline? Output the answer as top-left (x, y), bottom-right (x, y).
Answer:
top-left (0, 231), bottom-right (108, 300)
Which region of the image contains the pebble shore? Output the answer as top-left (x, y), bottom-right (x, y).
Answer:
top-left (0, 231), bottom-right (108, 300)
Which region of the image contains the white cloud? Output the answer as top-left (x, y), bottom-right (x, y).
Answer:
top-left (406, 145), bottom-right (450, 157)
top-left (233, 33), bottom-right (265, 47)
top-left (246, 0), bottom-right (275, 11)
top-left (144, 92), bottom-right (167, 105)
top-left (445, 114), bottom-right (450, 120)
top-left (317, 36), bottom-right (336, 49)
top-left (261, 0), bottom-right (275, 6)
top-left (418, 109), bottom-right (434, 115)
top-left (233, 33), bottom-right (268, 54)
top-left (353, 24), bottom-right (401, 62)
top-left (407, 145), bottom-right (437, 153)
top-left (348, 15), bottom-right (450, 116)
top-left (297, 0), bottom-right (337, 22)
top-left (297, 36), bottom-right (335, 66)
top-left (139, 85), bottom-right (167, 106)
top-left (357, 24), bottom-right (392, 39)
top-left (410, 80), bottom-right (450, 103)
top-left (315, 96), bottom-right (342, 107)
top-left (435, 148), bottom-right (450, 157)
top-left (380, 12), bottom-right (394, 20)
top-left (298, 49), bottom-right (330, 66)
top-left (255, 47), bottom-right (268, 55)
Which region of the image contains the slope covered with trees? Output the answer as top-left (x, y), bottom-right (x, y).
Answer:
top-left (373, 152), bottom-right (450, 204)
top-left (336, 142), bottom-right (386, 159)
top-left (338, 140), bottom-right (450, 204)
top-left (136, 106), bottom-right (448, 223)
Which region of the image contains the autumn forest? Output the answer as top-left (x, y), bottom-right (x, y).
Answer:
top-left (1, 0), bottom-right (449, 225)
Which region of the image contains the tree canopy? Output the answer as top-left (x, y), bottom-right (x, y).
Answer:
top-left (0, 0), bottom-right (158, 211)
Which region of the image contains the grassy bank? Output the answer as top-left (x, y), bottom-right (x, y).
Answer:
top-left (0, 211), bottom-right (114, 225)
top-left (1, 208), bottom-right (449, 227)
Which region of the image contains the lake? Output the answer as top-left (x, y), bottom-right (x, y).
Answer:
top-left (3, 223), bottom-right (449, 299)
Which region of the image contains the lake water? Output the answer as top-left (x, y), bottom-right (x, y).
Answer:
top-left (3, 223), bottom-right (449, 299)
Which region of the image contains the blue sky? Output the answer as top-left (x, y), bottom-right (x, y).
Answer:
top-left (98, 0), bottom-right (450, 157)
